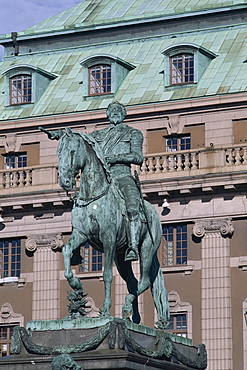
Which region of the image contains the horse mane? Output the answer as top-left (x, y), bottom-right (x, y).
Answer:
top-left (75, 131), bottom-right (112, 183)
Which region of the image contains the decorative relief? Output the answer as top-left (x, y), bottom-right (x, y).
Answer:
top-left (193, 218), bottom-right (234, 239)
top-left (25, 233), bottom-right (64, 252)
top-left (85, 296), bottom-right (100, 318)
top-left (0, 302), bottom-right (24, 326)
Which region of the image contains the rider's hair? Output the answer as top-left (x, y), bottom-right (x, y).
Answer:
top-left (106, 101), bottom-right (127, 120)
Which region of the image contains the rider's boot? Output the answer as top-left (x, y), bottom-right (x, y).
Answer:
top-left (125, 215), bottom-right (141, 262)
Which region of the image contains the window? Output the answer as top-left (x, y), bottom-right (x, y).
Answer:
top-left (161, 43), bottom-right (217, 88)
top-left (4, 153), bottom-right (27, 169)
top-left (78, 243), bottom-right (103, 273)
top-left (10, 75), bottom-right (32, 105)
top-left (166, 135), bottom-right (191, 152)
top-left (2, 64), bottom-right (56, 106)
top-left (162, 225), bottom-right (187, 266)
top-left (80, 54), bottom-right (135, 97)
top-left (0, 240), bottom-right (21, 278)
top-left (89, 65), bottom-right (111, 96)
top-left (166, 314), bottom-right (187, 337)
top-left (2, 153), bottom-right (28, 187)
top-left (170, 54), bottom-right (194, 85)
top-left (0, 324), bottom-right (18, 357)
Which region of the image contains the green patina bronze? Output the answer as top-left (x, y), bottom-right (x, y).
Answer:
top-left (52, 354), bottom-right (82, 370)
top-left (40, 102), bottom-right (170, 327)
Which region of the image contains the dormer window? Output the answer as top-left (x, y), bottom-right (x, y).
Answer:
top-left (89, 64), bottom-right (111, 96)
top-left (81, 54), bottom-right (135, 97)
top-left (162, 43), bottom-right (217, 88)
top-left (170, 54), bottom-right (194, 85)
top-left (10, 75), bottom-right (32, 105)
top-left (2, 65), bottom-right (56, 106)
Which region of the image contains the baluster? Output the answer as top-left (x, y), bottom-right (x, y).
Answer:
top-left (243, 147), bottom-right (247, 165)
top-left (149, 157), bottom-right (155, 173)
top-left (0, 173), bottom-right (4, 189)
top-left (169, 154), bottom-right (176, 172)
top-left (226, 149), bottom-right (234, 166)
top-left (176, 154), bottom-right (182, 171)
top-left (162, 155), bottom-right (168, 172)
top-left (5, 172), bottom-right (10, 189)
top-left (235, 147), bottom-right (241, 166)
top-left (25, 170), bottom-right (32, 186)
top-left (12, 171), bottom-right (18, 187)
top-left (191, 152), bottom-right (198, 169)
top-left (184, 153), bottom-right (190, 170)
top-left (19, 171), bottom-right (25, 187)
top-left (156, 156), bottom-right (161, 173)
top-left (144, 157), bottom-right (149, 174)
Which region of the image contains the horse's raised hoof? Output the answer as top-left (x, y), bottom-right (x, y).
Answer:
top-left (68, 276), bottom-right (82, 290)
top-left (99, 308), bottom-right (111, 318)
top-left (125, 248), bottom-right (138, 262)
top-left (155, 320), bottom-right (169, 330)
top-left (122, 302), bottom-right (133, 321)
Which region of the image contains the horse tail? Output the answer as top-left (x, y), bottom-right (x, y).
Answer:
top-left (149, 253), bottom-right (170, 325)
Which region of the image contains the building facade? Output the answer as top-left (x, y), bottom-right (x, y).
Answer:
top-left (0, 1), bottom-right (247, 369)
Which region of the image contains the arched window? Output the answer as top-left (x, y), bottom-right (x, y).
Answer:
top-left (170, 54), bottom-right (194, 85)
top-left (88, 64), bottom-right (111, 96)
top-left (10, 74), bottom-right (32, 105)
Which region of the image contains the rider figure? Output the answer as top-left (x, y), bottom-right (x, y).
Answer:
top-left (90, 101), bottom-right (144, 262)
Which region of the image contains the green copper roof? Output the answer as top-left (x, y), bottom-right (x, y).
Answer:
top-left (15, 0), bottom-right (247, 36)
top-left (0, 23), bottom-right (247, 121)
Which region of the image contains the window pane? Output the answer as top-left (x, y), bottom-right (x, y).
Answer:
top-left (89, 65), bottom-right (111, 95)
top-left (10, 75), bottom-right (32, 105)
top-left (0, 325), bottom-right (19, 357)
top-left (171, 54), bottom-right (194, 85)
top-left (78, 243), bottom-right (103, 272)
top-left (165, 314), bottom-right (187, 337)
top-left (162, 225), bottom-right (187, 266)
top-left (0, 240), bottom-right (21, 277)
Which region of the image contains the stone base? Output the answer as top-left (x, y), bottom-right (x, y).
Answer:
top-left (0, 317), bottom-right (207, 369)
top-left (0, 350), bottom-right (199, 370)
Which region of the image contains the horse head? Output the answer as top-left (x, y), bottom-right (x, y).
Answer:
top-left (57, 128), bottom-right (85, 191)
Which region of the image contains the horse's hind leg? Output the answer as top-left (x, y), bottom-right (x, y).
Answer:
top-left (122, 236), bottom-right (154, 321)
top-left (63, 228), bottom-right (87, 290)
top-left (115, 253), bottom-right (140, 324)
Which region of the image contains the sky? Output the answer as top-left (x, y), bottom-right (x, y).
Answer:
top-left (0, 0), bottom-right (84, 60)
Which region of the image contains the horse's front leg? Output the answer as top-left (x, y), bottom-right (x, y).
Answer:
top-left (63, 228), bottom-right (87, 290)
top-left (101, 238), bottom-right (115, 317)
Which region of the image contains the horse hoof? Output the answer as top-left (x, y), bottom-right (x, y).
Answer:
top-left (99, 308), bottom-right (110, 317)
top-left (122, 303), bottom-right (133, 320)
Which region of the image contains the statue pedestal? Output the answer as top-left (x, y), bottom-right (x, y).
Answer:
top-left (0, 318), bottom-right (207, 369)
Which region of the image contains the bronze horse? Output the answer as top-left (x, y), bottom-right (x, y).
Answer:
top-left (44, 127), bottom-right (170, 326)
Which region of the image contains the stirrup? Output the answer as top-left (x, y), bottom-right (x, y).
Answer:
top-left (125, 248), bottom-right (138, 262)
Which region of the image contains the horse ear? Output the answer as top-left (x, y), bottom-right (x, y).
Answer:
top-left (65, 127), bottom-right (73, 136)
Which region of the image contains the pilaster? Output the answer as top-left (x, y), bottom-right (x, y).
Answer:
top-left (193, 219), bottom-right (233, 370)
top-left (25, 234), bottom-right (63, 321)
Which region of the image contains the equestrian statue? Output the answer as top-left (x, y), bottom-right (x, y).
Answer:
top-left (40, 101), bottom-right (170, 327)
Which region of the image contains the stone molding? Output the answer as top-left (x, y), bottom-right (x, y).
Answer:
top-left (193, 218), bottom-right (234, 239)
top-left (25, 233), bottom-right (63, 252)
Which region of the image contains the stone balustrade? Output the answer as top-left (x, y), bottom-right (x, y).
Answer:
top-left (0, 144), bottom-right (247, 193)
top-left (0, 165), bottom-right (58, 191)
top-left (133, 144), bottom-right (247, 180)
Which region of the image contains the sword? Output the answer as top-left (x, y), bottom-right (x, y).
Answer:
top-left (134, 170), bottom-right (155, 246)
